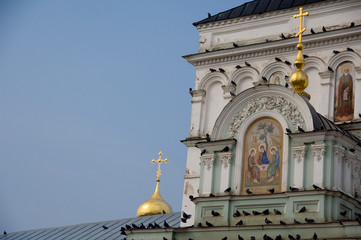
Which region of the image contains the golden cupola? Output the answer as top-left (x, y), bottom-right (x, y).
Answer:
top-left (290, 7), bottom-right (311, 99)
top-left (136, 151), bottom-right (173, 217)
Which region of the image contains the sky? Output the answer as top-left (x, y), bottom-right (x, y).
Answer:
top-left (0, 0), bottom-right (249, 233)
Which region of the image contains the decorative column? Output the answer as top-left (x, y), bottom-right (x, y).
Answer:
top-left (219, 152), bottom-right (232, 195)
top-left (189, 90), bottom-right (206, 138)
top-left (352, 160), bottom-right (361, 199)
top-left (333, 145), bottom-right (345, 191)
top-left (318, 71), bottom-right (334, 119)
top-left (344, 152), bottom-right (354, 195)
top-left (292, 145), bottom-right (307, 189)
top-left (200, 153), bottom-right (215, 196)
top-left (311, 143), bottom-right (326, 188)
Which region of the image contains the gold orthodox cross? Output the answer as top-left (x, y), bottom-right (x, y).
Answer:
top-left (151, 151), bottom-right (168, 182)
top-left (294, 7), bottom-right (309, 43)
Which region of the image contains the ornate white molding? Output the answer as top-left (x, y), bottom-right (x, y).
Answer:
top-left (201, 154), bottom-right (215, 171)
top-left (228, 96), bottom-right (304, 138)
top-left (345, 152), bottom-right (355, 168)
top-left (334, 145), bottom-right (345, 163)
top-left (219, 153), bottom-right (232, 169)
top-left (311, 143), bottom-right (326, 162)
top-left (293, 145), bottom-right (307, 164)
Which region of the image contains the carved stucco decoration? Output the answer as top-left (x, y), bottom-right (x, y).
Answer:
top-left (345, 152), bottom-right (354, 168)
top-left (353, 161), bottom-right (361, 199)
top-left (228, 96), bottom-right (305, 138)
top-left (293, 145), bottom-right (307, 164)
top-left (201, 156), bottom-right (215, 171)
top-left (220, 154), bottom-right (232, 169)
top-left (334, 145), bottom-right (345, 163)
top-left (311, 144), bottom-right (326, 162)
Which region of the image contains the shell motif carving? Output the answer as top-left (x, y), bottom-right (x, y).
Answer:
top-left (228, 96), bottom-right (305, 138)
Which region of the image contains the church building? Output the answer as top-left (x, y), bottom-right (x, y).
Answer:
top-left (3, 0), bottom-right (361, 239)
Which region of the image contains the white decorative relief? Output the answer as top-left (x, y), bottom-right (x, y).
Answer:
top-left (220, 153), bottom-right (232, 169)
top-left (228, 96), bottom-right (304, 138)
top-left (201, 155), bottom-right (215, 171)
top-left (345, 152), bottom-right (354, 168)
top-left (293, 145), bottom-right (307, 164)
top-left (311, 143), bottom-right (326, 162)
top-left (334, 145), bottom-right (345, 163)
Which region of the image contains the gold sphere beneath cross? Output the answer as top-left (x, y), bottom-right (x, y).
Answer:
top-left (290, 69), bottom-right (310, 99)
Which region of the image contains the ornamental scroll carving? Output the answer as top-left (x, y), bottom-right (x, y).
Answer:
top-left (220, 153), bottom-right (232, 169)
top-left (293, 145), bottom-right (307, 164)
top-left (228, 96), bottom-right (305, 138)
top-left (201, 155), bottom-right (215, 171)
top-left (345, 152), bottom-right (354, 168)
top-left (311, 144), bottom-right (326, 162)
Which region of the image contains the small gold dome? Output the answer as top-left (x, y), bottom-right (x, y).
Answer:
top-left (136, 181), bottom-right (173, 217)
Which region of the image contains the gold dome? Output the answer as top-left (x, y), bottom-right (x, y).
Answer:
top-left (136, 181), bottom-right (173, 217)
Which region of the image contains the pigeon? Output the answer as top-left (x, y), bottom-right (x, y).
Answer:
top-left (298, 126), bottom-right (305, 133)
top-left (181, 218), bottom-right (187, 223)
top-left (347, 47), bottom-right (354, 52)
top-left (253, 210), bottom-right (262, 215)
top-left (189, 195), bottom-right (195, 201)
top-left (251, 237), bottom-right (256, 240)
top-left (284, 60), bottom-right (291, 65)
top-left (163, 210), bottom-right (166, 214)
top-left (267, 188), bottom-right (274, 194)
top-left (102, 225), bottom-right (109, 230)
top-left (139, 223), bottom-right (145, 229)
top-left (359, 113), bottom-right (361, 118)
top-left (235, 65), bottom-right (242, 69)
top-left (206, 133), bottom-right (211, 142)
top-left (183, 211), bottom-right (192, 219)
top-left (233, 210), bottom-right (241, 217)
top-left (219, 68), bottom-right (225, 73)
top-left (132, 223), bottom-right (138, 229)
top-left (4, 231), bottom-right (7, 236)
top-left (245, 62), bottom-right (251, 67)
top-left (222, 237), bottom-right (228, 240)
top-left (125, 224), bottom-right (132, 230)
top-left (205, 49), bottom-right (210, 52)
top-left (262, 77), bottom-right (267, 83)
top-left (333, 50), bottom-right (340, 55)
top-left (274, 209), bottom-right (282, 215)
top-left (233, 42), bottom-right (239, 48)
top-left (328, 66), bottom-right (334, 72)
top-left (231, 81), bottom-right (237, 86)
top-left (288, 234), bottom-right (296, 240)
top-left (189, 88), bottom-right (192, 92)
top-left (310, 28), bottom-right (315, 34)
top-left (230, 92), bottom-right (236, 97)
top-left (296, 234), bottom-right (301, 240)
top-left (281, 33), bottom-right (286, 39)
top-left (163, 237), bottom-right (168, 240)
top-left (322, 26), bottom-right (327, 32)
top-left (285, 82), bottom-right (289, 88)
top-left (340, 210), bottom-right (347, 216)
top-left (164, 220), bottom-right (170, 228)
top-left (280, 220), bottom-right (286, 225)
top-left (313, 232), bottom-right (317, 240)
top-left (120, 227), bottom-right (126, 235)
top-left (290, 186), bottom-right (299, 191)
top-left (312, 184), bottom-right (322, 190)
top-left (275, 57), bottom-right (282, 62)
top-left (294, 219), bottom-right (301, 224)
top-left (211, 210), bottom-right (220, 216)
top-left (222, 146), bottom-right (230, 152)
top-left (303, 54), bottom-right (309, 58)
top-left (263, 209), bottom-right (270, 215)
top-left (350, 149), bottom-right (355, 153)
top-left (275, 235), bottom-right (282, 240)
top-left (305, 218), bottom-right (315, 223)
top-left (238, 235), bottom-right (244, 240)
top-left (209, 193), bottom-right (215, 197)
top-left (299, 207), bottom-right (306, 213)
top-left (350, 22), bottom-right (355, 27)
top-left (266, 39), bottom-right (271, 42)
top-left (210, 68), bottom-right (217, 72)
top-left (243, 210), bottom-right (251, 216)
top-left (224, 187), bottom-right (231, 193)
top-left (265, 218), bottom-right (272, 224)
top-left (286, 128), bottom-right (292, 134)
top-left (246, 189), bottom-right (253, 194)
top-left (208, 13), bottom-right (211, 18)
top-left (205, 221), bottom-right (214, 227)
top-left (147, 223), bottom-right (154, 229)
top-left (236, 219), bottom-right (243, 226)
top-left (200, 149), bottom-right (206, 155)
top-left (154, 222), bottom-right (160, 228)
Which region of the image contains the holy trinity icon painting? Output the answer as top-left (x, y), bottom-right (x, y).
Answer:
top-left (242, 118), bottom-right (283, 194)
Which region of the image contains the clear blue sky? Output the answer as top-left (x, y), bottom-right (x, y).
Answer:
top-left (0, 0), bottom-right (247, 233)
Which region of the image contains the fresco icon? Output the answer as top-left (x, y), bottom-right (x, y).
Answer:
top-left (334, 62), bottom-right (354, 122)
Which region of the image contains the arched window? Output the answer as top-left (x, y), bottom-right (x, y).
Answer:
top-left (242, 117), bottom-right (283, 194)
top-left (334, 61), bottom-right (355, 122)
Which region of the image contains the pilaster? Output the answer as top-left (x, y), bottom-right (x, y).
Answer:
top-left (318, 71), bottom-right (334, 119)
top-left (344, 152), bottom-right (354, 195)
top-left (292, 145), bottom-right (307, 189)
top-left (189, 90), bottom-right (206, 138)
top-left (333, 145), bottom-right (345, 191)
top-left (219, 152), bottom-right (232, 195)
top-left (311, 143), bottom-right (326, 188)
top-left (200, 153), bottom-right (215, 196)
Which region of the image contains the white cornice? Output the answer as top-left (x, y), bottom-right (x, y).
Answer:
top-left (184, 26), bottom-right (361, 68)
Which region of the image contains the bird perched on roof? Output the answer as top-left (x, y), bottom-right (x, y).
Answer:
top-left (284, 60), bottom-right (291, 65)
top-left (312, 184), bottom-right (322, 190)
top-left (208, 13), bottom-right (211, 18)
top-left (275, 57), bottom-right (282, 62)
top-left (294, 219), bottom-right (301, 224)
top-left (197, 222), bottom-right (203, 227)
top-left (265, 218), bottom-right (272, 224)
top-left (347, 47), bottom-right (354, 52)
top-left (267, 188), bottom-right (274, 194)
top-left (275, 235), bottom-right (282, 240)
top-left (313, 233), bottom-right (318, 240)
top-left (299, 206), bottom-right (306, 213)
top-left (310, 28), bottom-right (315, 34)
top-left (245, 62), bottom-right (251, 67)
top-left (274, 209), bottom-right (282, 215)
top-left (350, 22), bottom-right (355, 27)
top-left (303, 54), bottom-right (309, 58)
top-left (139, 223), bottom-right (145, 229)
top-left (224, 187), bottom-right (231, 193)
top-left (298, 126), bottom-right (305, 133)
top-left (280, 220), bottom-right (286, 225)
top-left (263, 209), bottom-right (270, 215)
top-left (289, 186), bottom-right (299, 191)
top-left (230, 92), bottom-right (236, 97)
top-left (340, 210), bottom-right (347, 217)
top-left (222, 237), bottom-right (228, 240)
top-left (189, 195), bottom-right (195, 201)
top-left (243, 210), bottom-right (251, 216)
top-left (3, 231), bottom-right (7, 236)
top-left (328, 66), bottom-right (334, 72)
top-left (305, 218), bottom-right (315, 223)
top-left (262, 77), bottom-right (268, 83)
top-left (333, 50), bottom-right (340, 55)
top-left (322, 26), bottom-right (327, 32)
top-left (251, 237), bottom-right (256, 240)
top-left (205, 221), bottom-right (214, 227)
top-left (219, 68), bottom-right (225, 73)
top-left (296, 234), bottom-right (301, 240)
top-left (211, 210), bottom-right (220, 216)
top-left (210, 68), bottom-right (216, 72)
top-left (200, 149), bottom-right (206, 156)
top-left (209, 193), bottom-right (215, 197)
top-left (222, 146), bottom-right (230, 152)
top-left (163, 237), bottom-right (168, 240)
top-left (233, 210), bottom-right (241, 217)
top-left (235, 219), bottom-right (244, 226)
top-left (288, 234), bottom-right (296, 240)
top-left (231, 80), bottom-right (237, 86)
top-left (164, 220), bottom-right (170, 228)
top-left (153, 222), bottom-right (160, 228)
top-left (238, 235), bottom-right (244, 240)
top-left (183, 211), bottom-right (192, 219)
top-left (246, 189), bottom-right (253, 194)
top-left (235, 65), bottom-right (242, 69)
top-left (206, 133), bottom-right (211, 142)
top-left (253, 210), bottom-right (261, 215)
top-left (281, 33), bottom-right (286, 39)
top-left (233, 42), bottom-right (239, 48)
top-left (102, 225), bottom-right (109, 230)
top-left (286, 128), bottom-right (292, 134)
top-left (132, 223), bottom-right (138, 229)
